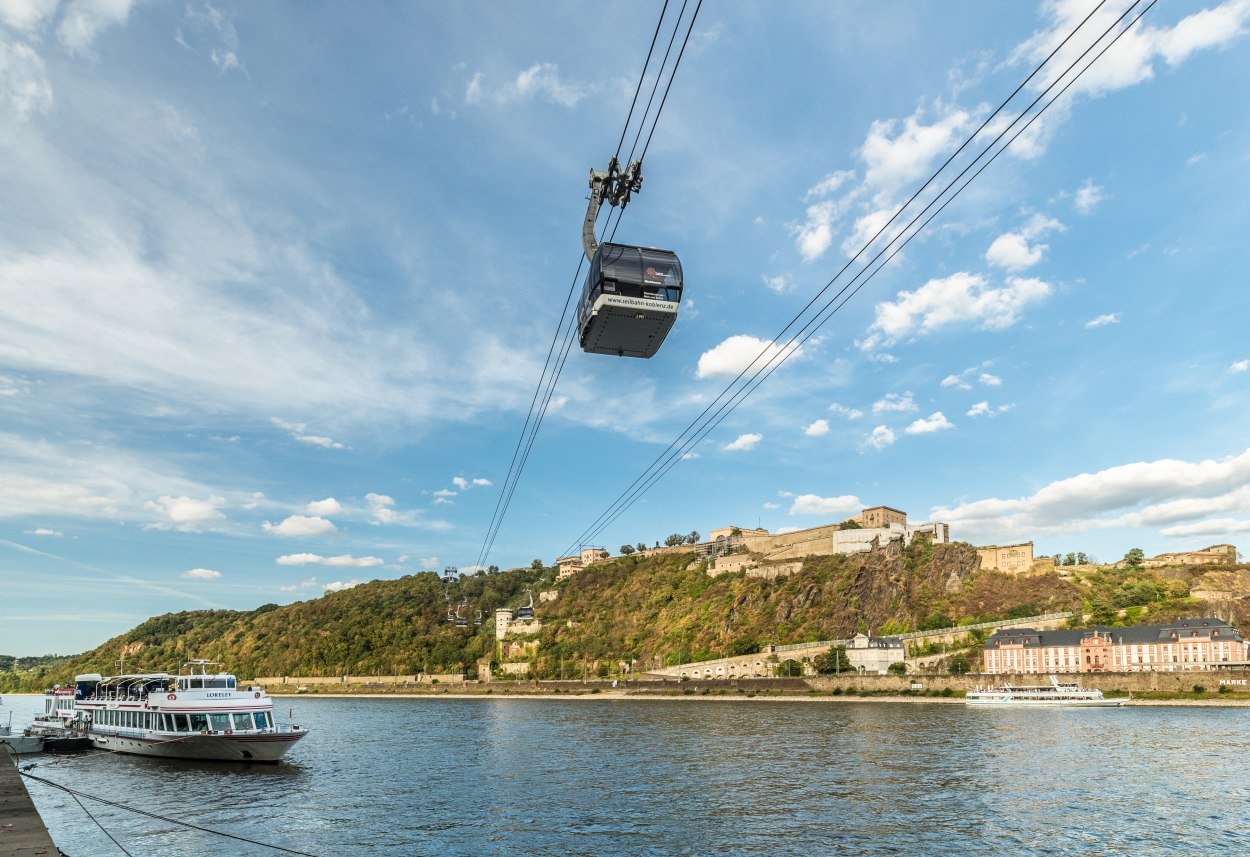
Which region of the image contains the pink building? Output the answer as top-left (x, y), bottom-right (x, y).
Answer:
top-left (982, 618), bottom-right (1245, 674)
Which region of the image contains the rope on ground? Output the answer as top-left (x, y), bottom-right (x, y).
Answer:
top-left (20, 770), bottom-right (321, 857)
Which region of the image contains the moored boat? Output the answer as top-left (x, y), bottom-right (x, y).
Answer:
top-left (966, 675), bottom-right (1126, 707)
top-left (71, 659), bottom-right (308, 762)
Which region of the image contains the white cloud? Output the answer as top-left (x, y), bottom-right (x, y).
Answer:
top-left (905, 412), bottom-right (954, 435)
top-left (979, 373), bottom-right (1001, 387)
top-left (270, 418), bottom-right (346, 450)
top-left (681, 452), bottom-right (700, 460)
top-left (762, 502), bottom-right (781, 510)
top-left (1229, 359), bottom-right (1249, 373)
top-left (859, 105), bottom-right (974, 194)
top-left (144, 494), bottom-right (227, 531)
top-left (418, 556), bottom-right (440, 570)
top-left (1085, 313), bottom-right (1122, 329)
top-left (788, 493), bottom-right (862, 517)
top-left (1186, 152), bottom-right (1207, 166)
top-left (967, 401), bottom-right (1014, 418)
top-left (472, 477), bottom-right (492, 487)
top-left (24, 527), bottom-right (63, 536)
top-left (828, 403), bottom-right (863, 420)
top-left (0, 37), bottom-right (54, 118)
top-left (872, 391), bottom-right (916, 414)
top-left (432, 496), bottom-right (452, 506)
top-left (803, 419), bottom-right (830, 437)
top-left (863, 426), bottom-right (896, 451)
top-left (432, 489), bottom-right (456, 498)
top-left (984, 214), bottom-right (1065, 272)
top-left (723, 433), bottom-right (763, 453)
top-left (1159, 518), bottom-right (1250, 538)
top-left (804, 170), bottom-right (856, 200)
top-left (696, 335), bottom-right (802, 379)
top-left (57, 0), bottom-right (135, 54)
top-left (932, 446), bottom-right (1250, 543)
top-left (762, 274), bottom-right (793, 295)
top-left (0, 0), bottom-right (59, 31)
top-left (323, 579), bottom-right (362, 593)
top-left (276, 553), bottom-right (383, 568)
top-left (861, 273), bottom-right (1051, 349)
top-left (279, 576), bottom-right (320, 593)
top-left (262, 514), bottom-right (337, 537)
top-left (452, 477), bottom-right (469, 490)
top-left (365, 493), bottom-right (398, 524)
top-left (941, 374), bottom-right (971, 390)
top-left (305, 498), bottom-right (342, 517)
top-left (182, 568), bottom-right (221, 580)
top-left (1073, 179), bottom-right (1106, 215)
top-left (466, 63), bottom-right (589, 108)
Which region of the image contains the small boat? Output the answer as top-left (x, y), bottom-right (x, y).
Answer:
top-left (0, 717), bottom-right (43, 755)
top-left (70, 659), bottom-right (309, 762)
top-left (966, 675), bottom-right (1125, 707)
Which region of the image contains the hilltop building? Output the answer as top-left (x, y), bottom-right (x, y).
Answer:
top-left (982, 618), bottom-right (1245, 674)
top-left (1116, 544), bottom-right (1238, 569)
top-left (555, 546), bottom-right (610, 580)
top-left (977, 542), bottom-right (1036, 574)
top-left (852, 505), bottom-right (908, 529)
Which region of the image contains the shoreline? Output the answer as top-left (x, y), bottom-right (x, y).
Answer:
top-left (267, 691), bottom-right (1250, 707)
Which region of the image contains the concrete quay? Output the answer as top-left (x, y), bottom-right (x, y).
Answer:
top-left (0, 759), bottom-right (58, 856)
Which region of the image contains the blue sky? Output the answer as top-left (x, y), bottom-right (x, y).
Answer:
top-left (2, 0), bottom-right (1249, 656)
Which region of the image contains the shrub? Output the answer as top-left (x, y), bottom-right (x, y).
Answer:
top-left (887, 662), bottom-right (908, 676)
top-left (1219, 684), bottom-right (1231, 694)
top-left (1193, 684), bottom-right (1206, 694)
top-left (776, 659), bottom-right (803, 678)
top-left (940, 687), bottom-right (954, 697)
top-left (831, 686), bottom-right (843, 695)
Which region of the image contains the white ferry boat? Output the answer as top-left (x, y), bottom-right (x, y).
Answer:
top-left (70, 660), bottom-right (308, 762)
top-left (966, 675), bottom-right (1126, 707)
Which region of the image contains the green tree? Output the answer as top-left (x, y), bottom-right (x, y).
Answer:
top-left (686, 531), bottom-right (701, 544)
top-left (619, 544), bottom-right (635, 556)
top-left (531, 559), bottom-right (545, 572)
top-left (664, 533), bottom-right (687, 547)
top-left (1076, 552), bottom-right (1088, 565)
top-left (1124, 548), bottom-right (1145, 569)
top-left (1089, 595), bottom-right (1118, 625)
top-left (887, 661), bottom-right (908, 675)
top-left (813, 646), bottom-right (851, 674)
top-left (776, 659), bottom-right (803, 677)
top-left (1064, 552), bottom-right (1076, 566)
top-left (727, 636), bottom-right (759, 657)
top-left (949, 654), bottom-right (971, 675)
top-left (636, 542), bottom-right (648, 553)
top-left (838, 520), bottom-right (862, 530)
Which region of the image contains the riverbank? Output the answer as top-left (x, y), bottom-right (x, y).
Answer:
top-left (270, 689), bottom-right (1250, 706)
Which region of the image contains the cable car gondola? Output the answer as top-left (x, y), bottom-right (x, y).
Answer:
top-left (516, 589), bottom-right (535, 620)
top-left (577, 158), bottom-right (683, 359)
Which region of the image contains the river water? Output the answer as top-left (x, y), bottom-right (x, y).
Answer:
top-left (6, 694), bottom-right (1249, 855)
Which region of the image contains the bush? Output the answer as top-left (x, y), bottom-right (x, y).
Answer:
top-left (1193, 684), bottom-right (1206, 694)
top-left (887, 662), bottom-right (907, 676)
top-left (940, 686), bottom-right (954, 697)
top-left (776, 659), bottom-right (803, 678)
top-left (1219, 684), bottom-right (1231, 694)
top-left (831, 686), bottom-right (843, 695)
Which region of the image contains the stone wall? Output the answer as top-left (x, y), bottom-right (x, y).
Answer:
top-left (806, 670), bottom-right (1250, 694)
top-left (256, 673), bottom-right (466, 686)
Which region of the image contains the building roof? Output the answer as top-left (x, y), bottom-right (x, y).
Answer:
top-left (861, 505), bottom-right (906, 515)
top-left (976, 541), bottom-right (1034, 550)
top-left (983, 618), bottom-right (1241, 649)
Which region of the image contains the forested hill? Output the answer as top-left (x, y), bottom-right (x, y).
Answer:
top-left (2, 536), bottom-right (1226, 691)
top-left (0, 566), bottom-right (543, 692)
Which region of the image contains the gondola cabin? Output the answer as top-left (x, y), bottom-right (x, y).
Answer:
top-left (578, 243), bottom-right (682, 358)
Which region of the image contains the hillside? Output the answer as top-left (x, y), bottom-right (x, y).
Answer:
top-left (0, 566), bottom-right (543, 693)
top-left (3, 537), bottom-right (1241, 692)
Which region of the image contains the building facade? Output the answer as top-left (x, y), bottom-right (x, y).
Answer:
top-left (831, 521), bottom-right (950, 555)
top-left (982, 618), bottom-right (1246, 674)
top-left (855, 506), bottom-right (908, 529)
top-left (844, 633), bottom-right (906, 674)
top-left (977, 541), bottom-right (1035, 574)
top-left (1141, 544), bottom-right (1237, 568)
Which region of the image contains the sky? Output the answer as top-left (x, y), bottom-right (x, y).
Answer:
top-left (2, 0), bottom-right (1249, 656)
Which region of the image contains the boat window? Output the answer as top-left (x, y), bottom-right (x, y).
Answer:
top-left (227, 678), bottom-right (236, 689)
top-left (189, 713), bottom-right (209, 732)
top-left (174, 714), bottom-right (189, 732)
top-left (253, 712), bottom-right (268, 730)
top-left (190, 678), bottom-right (204, 689)
top-left (206, 678), bottom-right (229, 689)
top-left (209, 713), bottom-right (232, 732)
top-left (232, 713), bottom-right (253, 731)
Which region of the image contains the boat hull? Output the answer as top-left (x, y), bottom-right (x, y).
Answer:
top-left (90, 730), bottom-right (306, 763)
top-left (0, 734), bottom-right (44, 754)
top-left (966, 698), bottom-right (1126, 707)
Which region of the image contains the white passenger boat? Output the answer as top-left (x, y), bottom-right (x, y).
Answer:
top-left (71, 660), bottom-right (309, 762)
top-left (0, 717), bottom-right (43, 755)
top-left (966, 675), bottom-right (1126, 707)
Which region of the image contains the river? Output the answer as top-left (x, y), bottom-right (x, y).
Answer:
top-left (5, 694), bottom-right (1248, 855)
